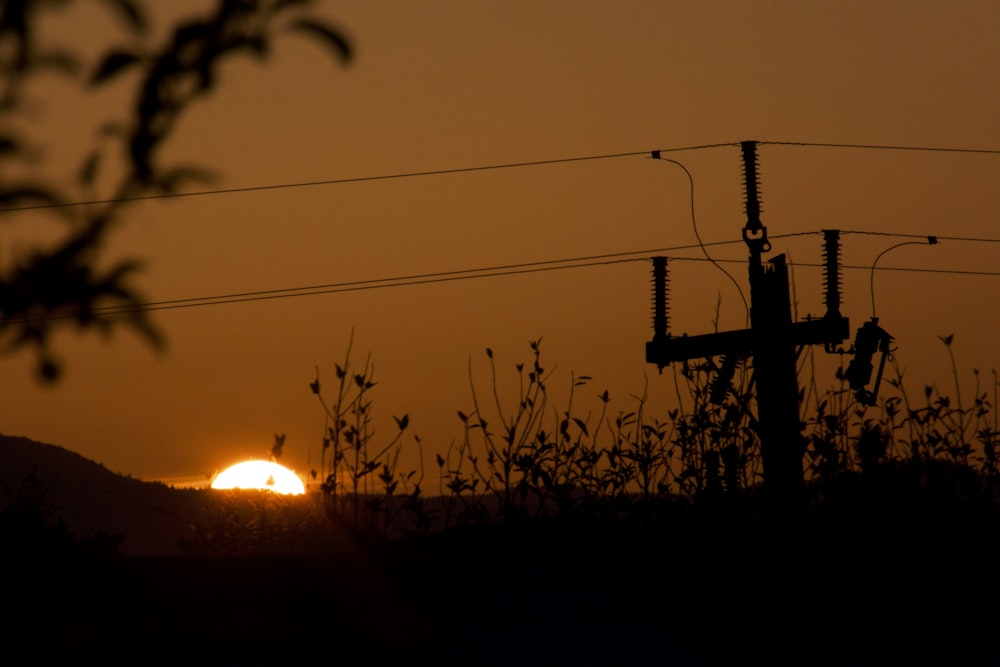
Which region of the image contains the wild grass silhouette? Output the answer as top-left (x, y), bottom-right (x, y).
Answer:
top-left (6, 335), bottom-right (999, 664)
top-left (212, 335), bottom-right (992, 541)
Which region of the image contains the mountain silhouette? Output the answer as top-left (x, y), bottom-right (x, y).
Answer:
top-left (0, 433), bottom-right (205, 555)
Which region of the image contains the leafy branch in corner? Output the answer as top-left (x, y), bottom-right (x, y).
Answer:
top-left (0, 0), bottom-right (351, 381)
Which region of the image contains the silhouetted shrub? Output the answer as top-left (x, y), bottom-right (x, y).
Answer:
top-left (0, 470), bottom-right (122, 561)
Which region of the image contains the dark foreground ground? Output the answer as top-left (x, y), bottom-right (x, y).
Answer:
top-left (8, 478), bottom-right (1000, 667)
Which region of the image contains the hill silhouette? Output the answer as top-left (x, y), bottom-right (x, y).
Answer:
top-left (0, 433), bottom-right (207, 555)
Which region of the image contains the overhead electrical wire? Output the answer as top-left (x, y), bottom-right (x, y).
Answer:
top-left (4, 137), bottom-right (998, 321)
top-left (3, 221), bottom-right (997, 322)
top-left (669, 255), bottom-right (1000, 277)
top-left (25, 237), bottom-right (996, 322)
top-left (81, 258), bottom-right (1000, 318)
top-left (73, 230), bottom-right (838, 314)
top-left (11, 260), bottom-right (998, 325)
top-left (843, 230), bottom-right (1000, 244)
top-left (111, 236), bottom-right (760, 310)
top-left (2, 139), bottom-right (998, 213)
top-left (0, 142), bottom-right (739, 213)
top-left (868, 239), bottom-right (939, 318)
top-left (759, 141), bottom-right (1000, 155)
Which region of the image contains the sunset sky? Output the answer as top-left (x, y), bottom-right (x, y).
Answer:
top-left (2, 1), bottom-right (998, 484)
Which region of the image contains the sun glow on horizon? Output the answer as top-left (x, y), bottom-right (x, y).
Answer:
top-left (210, 460), bottom-right (306, 495)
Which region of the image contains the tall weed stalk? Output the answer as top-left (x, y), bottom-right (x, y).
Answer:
top-left (279, 335), bottom-right (1000, 547)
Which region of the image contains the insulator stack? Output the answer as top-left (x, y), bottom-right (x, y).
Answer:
top-left (651, 256), bottom-right (669, 339)
top-left (822, 229), bottom-right (843, 318)
top-left (740, 141), bottom-right (762, 230)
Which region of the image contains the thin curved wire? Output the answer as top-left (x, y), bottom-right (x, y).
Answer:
top-left (653, 156), bottom-right (750, 325)
top-left (870, 241), bottom-right (936, 317)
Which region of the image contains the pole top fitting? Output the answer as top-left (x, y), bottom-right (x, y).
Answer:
top-left (743, 226), bottom-right (771, 254)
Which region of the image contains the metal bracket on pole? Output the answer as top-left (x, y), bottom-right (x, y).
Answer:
top-left (846, 318), bottom-right (893, 406)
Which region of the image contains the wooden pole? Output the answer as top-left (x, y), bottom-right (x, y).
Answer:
top-left (749, 254), bottom-right (804, 507)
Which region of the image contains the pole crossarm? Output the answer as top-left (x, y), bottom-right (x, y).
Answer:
top-left (646, 328), bottom-right (753, 367)
top-left (645, 254), bottom-right (850, 370)
top-left (645, 315), bottom-right (850, 369)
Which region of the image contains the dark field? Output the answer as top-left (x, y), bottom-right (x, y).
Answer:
top-left (9, 477), bottom-right (1000, 666)
top-left (5, 435), bottom-right (1000, 665)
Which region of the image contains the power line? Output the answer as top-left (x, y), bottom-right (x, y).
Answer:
top-left (67, 246), bottom-right (1000, 320)
top-left (135, 260), bottom-right (646, 312)
top-left (5, 228), bottom-right (998, 322)
top-left (842, 264), bottom-right (1000, 277)
top-left (101, 238), bottom-right (778, 315)
top-left (843, 230), bottom-right (1000, 244)
top-left (760, 141), bottom-right (1000, 156)
top-left (13, 257), bottom-right (654, 322)
top-left (128, 237), bottom-right (756, 309)
top-left (679, 256), bottom-right (1000, 278)
top-left (4, 139), bottom-right (998, 214)
top-left (0, 142), bottom-right (739, 213)
top-left (91, 231), bottom-right (820, 312)
top-left (12, 258), bottom-right (998, 323)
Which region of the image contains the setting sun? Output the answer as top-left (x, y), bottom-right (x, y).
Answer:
top-left (210, 460), bottom-right (306, 495)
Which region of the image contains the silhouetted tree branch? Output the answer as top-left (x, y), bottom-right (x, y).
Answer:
top-left (0, 0), bottom-right (351, 381)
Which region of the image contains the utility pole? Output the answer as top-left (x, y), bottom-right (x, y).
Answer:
top-left (645, 141), bottom-right (853, 508)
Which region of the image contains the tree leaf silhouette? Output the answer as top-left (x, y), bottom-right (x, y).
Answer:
top-left (78, 151), bottom-right (101, 187)
top-left (32, 50), bottom-right (81, 77)
top-left (153, 164), bottom-right (217, 194)
top-left (286, 19), bottom-right (352, 64)
top-left (271, 433), bottom-right (286, 460)
top-left (0, 135), bottom-right (21, 157)
top-left (99, 0), bottom-right (148, 35)
top-left (2, 0), bottom-right (353, 382)
top-left (0, 184), bottom-right (65, 209)
top-left (90, 50), bottom-right (145, 86)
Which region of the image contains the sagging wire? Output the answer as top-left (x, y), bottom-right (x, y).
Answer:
top-left (651, 151), bottom-right (750, 326)
top-left (869, 236), bottom-right (939, 318)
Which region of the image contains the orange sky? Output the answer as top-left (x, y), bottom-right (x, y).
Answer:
top-left (3, 1), bottom-right (999, 483)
